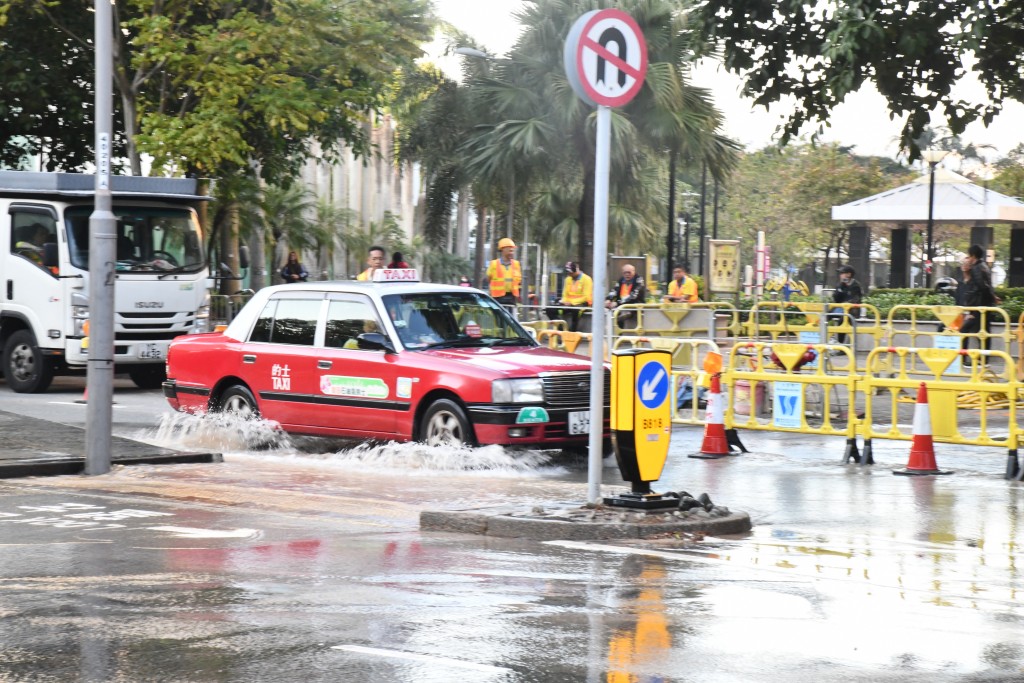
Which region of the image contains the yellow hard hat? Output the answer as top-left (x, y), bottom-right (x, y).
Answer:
top-left (497, 238), bottom-right (516, 250)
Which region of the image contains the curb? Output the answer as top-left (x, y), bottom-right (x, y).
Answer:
top-left (0, 452), bottom-right (223, 479)
top-left (420, 506), bottom-right (752, 541)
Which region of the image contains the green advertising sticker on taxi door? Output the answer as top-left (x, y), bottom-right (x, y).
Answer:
top-left (320, 375), bottom-right (389, 399)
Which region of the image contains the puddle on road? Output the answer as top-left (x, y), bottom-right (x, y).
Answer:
top-left (144, 412), bottom-right (572, 478)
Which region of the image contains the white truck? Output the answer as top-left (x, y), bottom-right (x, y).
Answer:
top-left (0, 171), bottom-right (213, 393)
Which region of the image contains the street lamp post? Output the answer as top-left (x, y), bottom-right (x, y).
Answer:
top-left (921, 149), bottom-right (949, 288)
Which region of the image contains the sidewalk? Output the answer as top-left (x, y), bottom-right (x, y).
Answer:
top-left (0, 409), bottom-right (219, 478)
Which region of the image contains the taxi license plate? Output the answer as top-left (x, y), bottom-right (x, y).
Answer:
top-left (138, 344), bottom-right (163, 360)
top-left (568, 410), bottom-right (589, 435)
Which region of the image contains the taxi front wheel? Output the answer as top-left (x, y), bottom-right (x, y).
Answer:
top-left (421, 399), bottom-right (475, 447)
top-left (217, 385), bottom-right (259, 419)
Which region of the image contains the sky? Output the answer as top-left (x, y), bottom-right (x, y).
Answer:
top-left (429, 0), bottom-right (1024, 163)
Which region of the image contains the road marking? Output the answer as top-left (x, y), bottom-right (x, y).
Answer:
top-left (147, 525), bottom-right (258, 539)
top-left (331, 645), bottom-right (511, 674)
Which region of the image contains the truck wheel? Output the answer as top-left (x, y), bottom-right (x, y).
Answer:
top-left (216, 384), bottom-right (260, 419)
top-left (3, 330), bottom-right (55, 393)
top-left (421, 398), bottom-right (475, 447)
top-left (128, 364), bottom-right (166, 389)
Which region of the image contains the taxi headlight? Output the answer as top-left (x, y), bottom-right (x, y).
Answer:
top-left (492, 378), bottom-right (544, 404)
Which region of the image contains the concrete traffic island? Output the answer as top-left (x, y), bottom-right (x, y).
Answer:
top-left (420, 499), bottom-right (751, 541)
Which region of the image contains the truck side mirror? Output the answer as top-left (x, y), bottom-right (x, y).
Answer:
top-left (238, 245), bottom-right (250, 270)
top-left (42, 243), bottom-right (59, 269)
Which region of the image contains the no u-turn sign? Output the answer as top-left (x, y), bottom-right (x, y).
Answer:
top-left (563, 9), bottom-right (648, 108)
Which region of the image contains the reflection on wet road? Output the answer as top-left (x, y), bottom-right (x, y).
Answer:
top-left (1, 413), bottom-right (1023, 681)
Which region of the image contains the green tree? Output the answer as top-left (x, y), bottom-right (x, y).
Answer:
top-left (458, 0), bottom-right (739, 277)
top-left (696, 1), bottom-right (1024, 156)
top-left (1, 0), bottom-right (432, 180)
top-left (0, 3), bottom-right (120, 170)
top-left (717, 144), bottom-right (911, 281)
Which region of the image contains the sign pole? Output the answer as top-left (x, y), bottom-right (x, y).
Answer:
top-left (563, 8), bottom-right (647, 504)
top-left (86, 0), bottom-right (116, 475)
top-left (587, 105), bottom-right (612, 503)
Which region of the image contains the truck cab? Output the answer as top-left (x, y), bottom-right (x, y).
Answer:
top-left (0, 172), bottom-right (211, 392)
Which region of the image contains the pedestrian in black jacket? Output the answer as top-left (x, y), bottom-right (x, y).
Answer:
top-left (960, 244), bottom-right (997, 354)
top-left (829, 265), bottom-right (863, 344)
top-left (281, 251), bottom-right (308, 283)
top-left (605, 263), bottom-right (647, 329)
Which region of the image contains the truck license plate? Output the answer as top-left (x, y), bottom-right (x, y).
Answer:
top-left (139, 344), bottom-right (163, 360)
top-left (568, 410), bottom-right (589, 435)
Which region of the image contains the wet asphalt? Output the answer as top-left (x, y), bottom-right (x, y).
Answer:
top-left (0, 379), bottom-right (1023, 682)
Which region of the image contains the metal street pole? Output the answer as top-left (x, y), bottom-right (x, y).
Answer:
top-left (925, 161), bottom-right (937, 289)
top-left (587, 105), bottom-right (611, 504)
top-left (86, 0), bottom-right (116, 474)
top-left (666, 148), bottom-right (676, 276)
top-left (698, 161), bottom-right (707, 276)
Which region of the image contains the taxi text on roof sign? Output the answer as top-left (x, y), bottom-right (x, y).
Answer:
top-left (372, 268), bottom-right (419, 282)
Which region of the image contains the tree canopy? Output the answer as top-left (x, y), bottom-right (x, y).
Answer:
top-left (697, 1), bottom-right (1024, 157)
top-left (0, 0), bottom-right (432, 180)
top-left (716, 144), bottom-right (913, 282)
top-left (397, 0), bottom-right (740, 278)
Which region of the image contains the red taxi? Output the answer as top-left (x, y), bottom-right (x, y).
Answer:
top-left (163, 270), bottom-right (609, 448)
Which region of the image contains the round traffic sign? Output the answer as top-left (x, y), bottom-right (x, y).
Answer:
top-left (636, 360), bottom-right (668, 410)
top-left (563, 9), bottom-right (647, 108)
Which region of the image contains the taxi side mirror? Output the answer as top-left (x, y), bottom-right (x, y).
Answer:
top-left (357, 332), bottom-right (395, 353)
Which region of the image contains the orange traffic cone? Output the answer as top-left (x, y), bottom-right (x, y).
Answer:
top-left (894, 382), bottom-right (951, 476)
top-left (75, 386), bottom-right (88, 404)
top-left (690, 374), bottom-right (729, 459)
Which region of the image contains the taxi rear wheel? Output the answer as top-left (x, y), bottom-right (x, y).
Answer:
top-left (217, 385), bottom-right (259, 419)
top-left (421, 399), bottom-right (475, 447)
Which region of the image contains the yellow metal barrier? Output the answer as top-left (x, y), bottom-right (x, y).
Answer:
top-left (521, 318), bottom-right (567, 335)
top-left (743, 301), bottom-right (882, 344)
top-left (860, 347), bottom-right (1018, 452)
top-left (1016, 311), bottom-right (1024, 381)
top-left (723, 341), bottom-right (860, 440)
top-left (611, 303), bottom-right (713, 338)
top-left (885, 305), bottom-right (1011, 377)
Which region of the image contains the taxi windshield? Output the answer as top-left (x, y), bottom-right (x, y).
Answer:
top-left (382, 291), bottom-right (536, 350)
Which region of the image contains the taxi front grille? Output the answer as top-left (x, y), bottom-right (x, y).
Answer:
top-left (540, 371), bottom-right (611, 406)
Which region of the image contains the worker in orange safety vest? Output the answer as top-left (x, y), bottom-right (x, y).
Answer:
top-left (663, 262), bottom-right (699, 303)
top-left (485, 237), bottom-right (522, 307)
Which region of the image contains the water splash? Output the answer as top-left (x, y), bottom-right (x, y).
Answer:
top-left (147, 411), bottom-right (293, 452)
top-left (142, 412), bottom-right (566, 476)
top-left (254, 440), bottom-right (561, 476)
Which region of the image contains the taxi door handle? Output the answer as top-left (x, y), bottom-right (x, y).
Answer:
top-left (317, 360), bottom-right (332, 369)
top-left (242, 354), bottom-right (256, 364)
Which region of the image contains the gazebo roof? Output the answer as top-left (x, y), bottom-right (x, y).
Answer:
top-left (831, 169), bottom-right (1024, 224)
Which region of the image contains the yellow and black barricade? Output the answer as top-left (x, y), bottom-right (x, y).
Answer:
top-left (606, 348), bottom-right (677, 509)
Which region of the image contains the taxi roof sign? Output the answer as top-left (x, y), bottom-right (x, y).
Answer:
top-left (371, 268), bottom-right (419, 283)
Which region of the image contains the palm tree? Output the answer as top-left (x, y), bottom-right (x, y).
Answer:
top-left (461, 0), bottom-right (740, 276)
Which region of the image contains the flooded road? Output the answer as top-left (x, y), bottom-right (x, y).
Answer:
top-left (2, 408), bottom-right (1023, 682)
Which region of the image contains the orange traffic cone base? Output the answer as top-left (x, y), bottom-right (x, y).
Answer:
top-left (894, 383), bottom-right (952, 476)
top-left (689, 374), bottom-right (733, 460)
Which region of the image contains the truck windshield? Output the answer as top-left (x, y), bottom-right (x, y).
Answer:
top-left (64, 206), bottom-right (205, 273)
